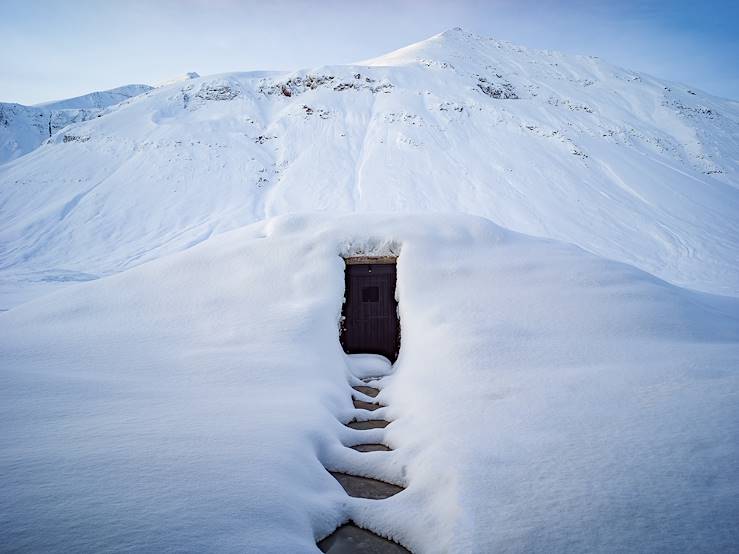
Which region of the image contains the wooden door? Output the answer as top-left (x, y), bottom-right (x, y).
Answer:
top-left (341, 261), bottom-right (399, 362)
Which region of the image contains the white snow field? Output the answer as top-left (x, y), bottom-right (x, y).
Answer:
top-left (1, 28), bottom-right (739, 309)
top-left (0, 84), bottom-right (152, 166)
top-left (1, 214), bottom-right (738, 553)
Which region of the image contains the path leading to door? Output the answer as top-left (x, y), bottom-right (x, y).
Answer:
top-left (318, 359), bottom-right (411, 553)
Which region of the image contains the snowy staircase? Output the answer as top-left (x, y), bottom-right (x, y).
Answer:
top-left (318, 371), bottom-right (411, 553)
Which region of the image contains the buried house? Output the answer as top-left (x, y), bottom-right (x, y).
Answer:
top-left (0, 213), bottom-right (738, 553)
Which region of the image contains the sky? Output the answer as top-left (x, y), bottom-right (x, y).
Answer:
top-left (1, 0), bottom-right (738, 105)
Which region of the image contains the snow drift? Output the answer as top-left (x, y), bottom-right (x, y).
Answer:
top-left (1, 28), bottom-right (738, 309)
top-left (1, 213), bottom-right (737, 553)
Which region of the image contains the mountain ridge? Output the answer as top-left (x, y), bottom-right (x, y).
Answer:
top-left (0, 28), bottom-right (737, 307)
top-left (34, 83), bottom-right (153, 110)
top-left (0, 83), bottom-right (153, 165)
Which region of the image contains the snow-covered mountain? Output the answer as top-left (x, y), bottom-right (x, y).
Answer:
top-left (34, 84), bottom-right (154, 110)
top-left (1, 28), bottom-right (738, 307)
top-left (1, 29), bottom-right (739, 553)
top-left (0, 83), bottom-right (152, 165)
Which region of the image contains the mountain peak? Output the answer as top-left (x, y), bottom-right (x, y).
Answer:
top-left (1, 31), bottom-right (738, 305)
top-left (361, 27), bottom-right (509, 67)
top-left (437, 26), bottom-right (467, 36)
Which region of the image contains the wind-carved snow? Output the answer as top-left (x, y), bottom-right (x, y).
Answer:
top-left (0, 27), bottom-right (738, 307)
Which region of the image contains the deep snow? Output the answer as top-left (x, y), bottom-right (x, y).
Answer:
top-left (1, 28), bottom-right (738, 309)
top-left (1, 27), bottom-right (738, 553)
top-left (1, 214), bottom-right (737, 553)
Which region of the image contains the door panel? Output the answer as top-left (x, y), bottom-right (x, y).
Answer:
top-left (341, 263), bottom-right (399, 361)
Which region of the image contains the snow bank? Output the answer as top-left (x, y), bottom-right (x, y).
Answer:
top-left (1, 213), bottom-right (737, 552)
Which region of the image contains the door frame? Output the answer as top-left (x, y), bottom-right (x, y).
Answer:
top-left (340, 256), bottom-right (400, 361)
top-left (344, 255), bottom-right (398, 266)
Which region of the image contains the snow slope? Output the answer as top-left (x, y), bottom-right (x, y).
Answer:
top-left (0, 84), bottom-right (152, 165)
top-left (1, 28), bottom-right (738, 309)
top-left (1, 213), bottom-right (737, 552)
top-left (156, 71), bottom-right (201, 87)
top-left (34, 84), bottom-right (154, 110)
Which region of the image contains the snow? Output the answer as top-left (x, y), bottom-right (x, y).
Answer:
top-left (156, 71), bottom-right (201, 87)
top-left (0, 84), bottom-right (153, 165)
top-left (1, 28), bottom-right (738, 309)
top-left (34, 84), bottom-right (154, 110)
top-left (1, 27), bottom-right (738, 552)
top-left (1, 213), bottom-right (738, 552)
top-left (347, 353), bottom-right (392, 379)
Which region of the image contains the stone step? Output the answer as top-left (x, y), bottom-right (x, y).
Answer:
top-left (329, 472), bottom-right (404, 499)
top-left (347, 419), bottom-right (389, 430)
top-left (318, 522), bottom-right (410, 553)
top-left (353, 398), bottom-right (382, 411)
top-left (351, 443), bottom-right (391, 452)
top-left (353, 385), bottom-right (379, 398)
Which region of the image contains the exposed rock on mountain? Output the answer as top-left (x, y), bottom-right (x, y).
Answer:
top-left (1, 28), bottom-right (738, 306)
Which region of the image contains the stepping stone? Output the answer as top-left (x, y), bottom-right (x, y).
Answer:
top-left (318, 523), bottom-right (410, 553)
top-left (353, 399), bottom-right (382, 411)
top-left (361, 376), bottom-right (384, 383)
top-left (353, 385), bottom-right (379, 398)
top-left (347, 419), bottom-right (389, 430)
top-left (351, 443), bottom-right (391, 452)
top-left (329, 472), bottom-right (404, 499)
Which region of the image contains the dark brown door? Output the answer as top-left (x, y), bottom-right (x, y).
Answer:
top-left (341, 262), bottom-right (399, 362)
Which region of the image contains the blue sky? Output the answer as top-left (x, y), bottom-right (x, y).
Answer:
top-left (1, 0), bottom-right (737, 104)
